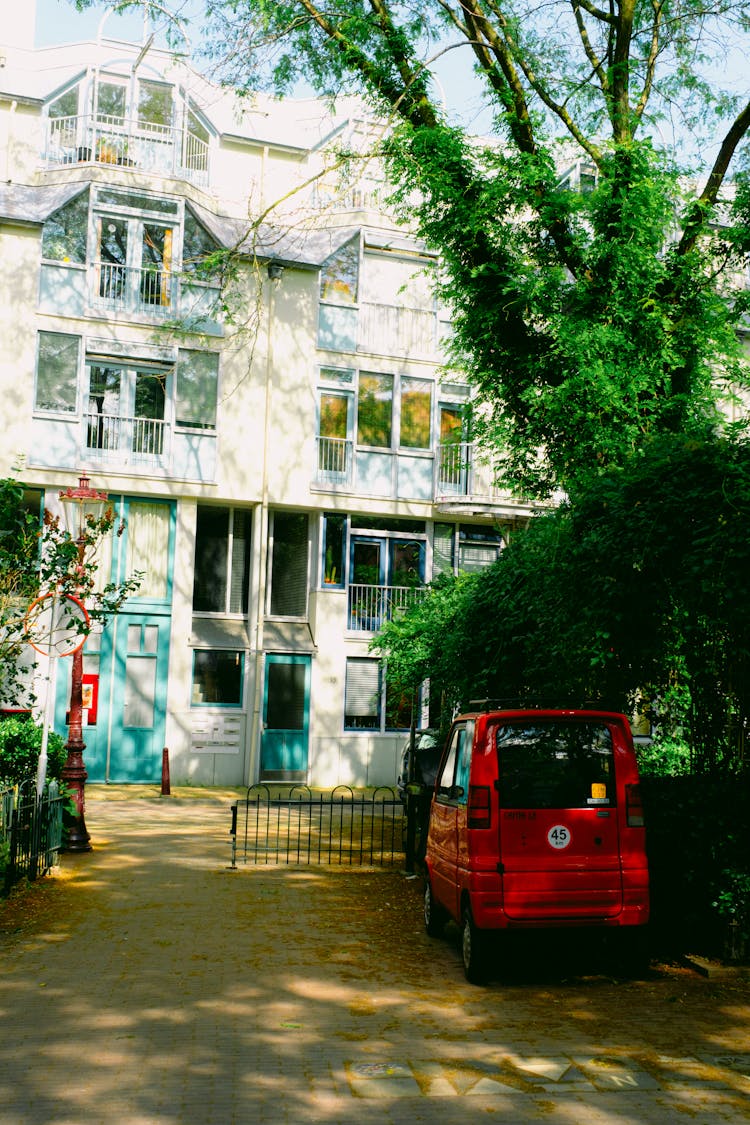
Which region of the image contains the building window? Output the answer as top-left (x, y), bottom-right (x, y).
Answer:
top-left (34, 331), bottom-right (80, 413)
top-left (42, 191), bottom-right (89, 263)
top-left (269, 511), bottom-right (309, 617)
top-left (355, 371), bottom-right (433, 451)
top-left (323, 513), bottom-right (346, 586)
top-left (191, 650), bottom-right (244, 706)
top-left (357, 371), bottom-right (393, 448)
top-left (86, 361), bottom-right (168, 456)
top-left (320, 239), bottom-right (359, 304)
top-left (432, 523), bottom-right (504, 577)
top-left (345, 658), bottom-right (381, 730)
top-left (176, 349), bottom-right (219, 430)
top-left (193, 506), bottom-right (252, 615)
top-left (344, 658), bottom-right (412, 731)
top-left (400, 377), bottom-right (432, 449)
top-left (183, 210), bottom-right (222, 279)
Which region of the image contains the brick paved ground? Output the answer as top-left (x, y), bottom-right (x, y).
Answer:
top-left (0, 787), bottom-right (749, 1124)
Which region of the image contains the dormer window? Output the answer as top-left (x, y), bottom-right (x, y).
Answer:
top-left (41, 188), bottom-right (221, 322)
top-left (44, 67), bottom-right (211, 185)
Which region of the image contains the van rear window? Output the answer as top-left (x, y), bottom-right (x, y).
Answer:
top-left (495, 722), bottom-right (614, 809)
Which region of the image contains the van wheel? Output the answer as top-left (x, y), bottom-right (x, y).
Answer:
top-left (461, 903), bottom-right (488, 984)
top-left (424, 879), bottom-right (447, 937)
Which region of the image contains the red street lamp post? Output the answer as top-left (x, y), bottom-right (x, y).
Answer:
top-left (59, 472), bottom-right (109, 853)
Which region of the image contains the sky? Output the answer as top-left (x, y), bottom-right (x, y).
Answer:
top-left (33, 0), bottom-right (494, 131)
top-left (31, 0), bottom-right (750, 157)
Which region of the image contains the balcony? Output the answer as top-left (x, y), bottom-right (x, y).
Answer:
top-left (316, 436), bottom-right (354, 486)
top-left (93, 261), bottom-right (177, 318)
top-left (434, 442), bottom-right (502, 505)
top-left (318, 300), bottom-right (451, 361)
top-left (358, 302), bottom-right (446, 360)
top-left (44, 114), bottom-right (209, 186)
top-left (85, 411), bottom-right (168, 466)
top-left (347, 583), bottom-right (427, 633)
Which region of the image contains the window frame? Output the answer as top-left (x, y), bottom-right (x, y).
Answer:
top-left (34, 330), bottom-right (81, 416)
top-left (190, 648), bottom-right (245, 708)
top-left (192, 504), bottom-right (252, 617)
top-left (343, 656), bottom-right (415, 733)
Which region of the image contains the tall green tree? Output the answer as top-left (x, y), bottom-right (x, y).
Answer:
top-left (186, 0), bottom-right (750, 496)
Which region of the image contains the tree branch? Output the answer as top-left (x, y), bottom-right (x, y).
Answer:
top-left (678, 99), bottom-right (750, 255)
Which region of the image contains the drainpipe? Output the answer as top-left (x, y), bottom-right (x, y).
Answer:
top-left (4, 100), bottom-right (16, 181)
top-left (247, 262), bottom-right (282, 784)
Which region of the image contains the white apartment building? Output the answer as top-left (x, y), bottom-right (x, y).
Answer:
top-left (0, 9), bottom-right (535, 787)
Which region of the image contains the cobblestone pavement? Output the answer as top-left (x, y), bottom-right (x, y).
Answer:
top-left (1, 787), bottom-right (749, 1125)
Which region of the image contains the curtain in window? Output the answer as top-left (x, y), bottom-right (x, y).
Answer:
top-left (345, 658), bottom-right (381, 729)
top-left (458, 541), bottom-right (501, 574)
top-left (35, 332), bottom-right (80, 413)
top-left (193, 506), bottom-right (228, 612)
top-left (126, 502), bottom-right (171, 599)
top-left (433, 524), bottom-right (455, 578)
top-left (176, 349), bottom-right (218, 428)
top-left (229, 510), bottom-right (251, 614)
top-left (269, 512), bottom-right (309, 617)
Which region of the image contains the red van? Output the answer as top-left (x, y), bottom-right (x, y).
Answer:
top-left (423, 706), bottom-right (649, 982)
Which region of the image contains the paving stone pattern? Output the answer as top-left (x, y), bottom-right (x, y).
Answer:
top-left (0, 789), bottom-right (749, 1124)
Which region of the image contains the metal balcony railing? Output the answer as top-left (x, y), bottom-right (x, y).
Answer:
top-left (85, 411), bottom-right (167, 461)
top-left (315, 436), bottom-right (354, 485)
top-left (358, 301), bottom-right (443, 359)
top-left (435, 441), bottom-right (500, 503)
top-left (347, 583), bottom-right (426, 632)
top-left (44, 113), bottom-right (209, 185)
top-left (94, 261), bottom-right (177, 317)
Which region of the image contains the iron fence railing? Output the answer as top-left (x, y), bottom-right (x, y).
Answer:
top-left (1, 781), bottom-right (66, 894)
top-left (230, 785), bottom-right (404, 868)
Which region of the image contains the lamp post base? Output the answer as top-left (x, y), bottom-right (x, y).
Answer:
top-left (61, 743), bottom-right (92, 853)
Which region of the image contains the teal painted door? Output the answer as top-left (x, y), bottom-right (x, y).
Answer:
top-left (107, 615), bottom-right (170, 782)
top-left (54, 496), bottom-right (174, 783)
top-left (260, 655), bottom-right (311, 779)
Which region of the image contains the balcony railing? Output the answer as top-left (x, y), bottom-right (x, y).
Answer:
top-left (315, 436), bottom-right (354, 485)
top-left (85, 411), bottom-right (167, 462)
top-left (347, 583), bottom-right (426, 632)
top-left (435, 441), bottom-right (500, 503)
top-left (44, 114), bottom-right (209, 185)
top-left (94, 261), bottom-right (177, 317)
top-left (358, 302), bottom-right (441, 359)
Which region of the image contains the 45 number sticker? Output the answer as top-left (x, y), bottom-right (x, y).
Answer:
top-left (547, 825), bottom-right (571, 850)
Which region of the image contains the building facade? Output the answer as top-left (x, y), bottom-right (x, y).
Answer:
top-left (0, 11), bottom-right (535, 787)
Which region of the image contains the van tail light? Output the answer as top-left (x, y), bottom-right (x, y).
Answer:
top-left (468, 785), bottom-right (491, 829)
top-left (626, 783), bottom-right (645, 827)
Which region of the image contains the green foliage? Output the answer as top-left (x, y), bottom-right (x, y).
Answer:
top-left (375, 433), bottom-right (750, 772)
top-left (643, 775), bottom-right (750, 959)
top-left (0, 474), bottom-right (142, 709)
top-left (0, 717), bottom-right (67, 785)
top-left (199, 0), bottom-right (750, 497)
top-left (712, 868), bottom-right (750, 950)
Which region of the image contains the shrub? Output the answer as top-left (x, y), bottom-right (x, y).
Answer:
top-left (0, 716), bottom-right (67, 786)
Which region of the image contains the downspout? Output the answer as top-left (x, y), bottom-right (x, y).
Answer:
top-left (5, 100), bottom-right (16, 181)
top-left (247, 265), bottom-right (279, 783)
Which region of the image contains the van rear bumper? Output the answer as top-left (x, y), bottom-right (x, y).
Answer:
top-left (469, 871), bottom-right (650, 930)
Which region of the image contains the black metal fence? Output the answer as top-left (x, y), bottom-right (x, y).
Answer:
top-left (1, 781), bottom-right (66, 894)
top-left (230, 785), bottom-right (405, 868)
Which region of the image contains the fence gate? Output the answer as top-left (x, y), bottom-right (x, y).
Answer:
top-left (230, 785), bottom-right (405, 868)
